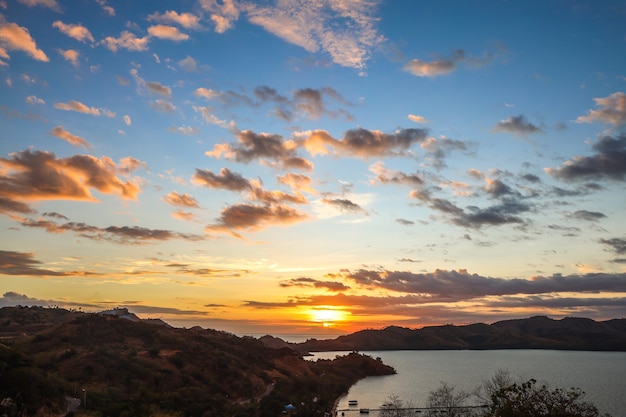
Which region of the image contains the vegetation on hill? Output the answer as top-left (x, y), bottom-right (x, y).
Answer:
top-left (0, 306), bottom-right (394, 417)
top-left (294, 316), bottom-right (626, 353)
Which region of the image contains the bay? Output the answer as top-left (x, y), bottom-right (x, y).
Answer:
top-left (309, 350), bottom-right (626, 416)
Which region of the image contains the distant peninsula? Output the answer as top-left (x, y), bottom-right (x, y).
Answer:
top-left (292, 316), bottom-right (626, 353)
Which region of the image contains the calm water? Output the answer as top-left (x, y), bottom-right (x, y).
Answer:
top-left (309, 350), bottom-right (626, 416)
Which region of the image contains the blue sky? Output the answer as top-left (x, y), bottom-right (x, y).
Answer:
top-left (1, 0), bottom-right (626, 336)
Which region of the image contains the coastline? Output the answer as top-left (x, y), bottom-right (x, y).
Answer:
top-left (331, 392), bottom-right (346, 416)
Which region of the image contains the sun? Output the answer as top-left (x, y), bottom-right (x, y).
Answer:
top-left (309, 307), bottom-right (348, 327)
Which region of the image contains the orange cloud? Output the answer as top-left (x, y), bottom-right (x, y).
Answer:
top-left (58, 48), bottom-right (79, 66)
top-left (147, 25), bottom-right (189, 41)
top-left (50, 126), bottom-right (92, 149)
top-left (303, 128), bottom-right (429, 159)
top-left (54, 100), bottom-right (100, 116)
top-left (0, 150), bottom-right (143, 213)
top-left (147, 10), bottom-right (201, 29)
top-left (52, 21), bottom-right (94, 43)
top-left (277, 173), bottom-right (318, 194)
top-left (0, 21), bottom-right (49, 62)
top-left (206, 202), bottom-right (308, 236)
top-left (164, 191), bottom-right (200, 208)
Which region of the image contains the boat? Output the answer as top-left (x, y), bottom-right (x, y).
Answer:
top-left (359, 409), bottom-right (369, 414)
top-left (348, 400), bottom-right (358, 406)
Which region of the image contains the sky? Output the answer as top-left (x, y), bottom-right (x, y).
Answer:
top-left (1, 0), bottom-right (626, 338)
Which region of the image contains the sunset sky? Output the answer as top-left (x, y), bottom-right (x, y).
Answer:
top-left (1, 0), bottom-right (626, 339)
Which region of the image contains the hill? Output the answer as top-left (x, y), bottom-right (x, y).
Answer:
top-left (294, 316), bottom-right (626, 353)
top-left (0, 306), bottom-right (394, 417)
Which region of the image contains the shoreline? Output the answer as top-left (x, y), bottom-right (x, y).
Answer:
top-left (331, 392), bottom-right (346, 416)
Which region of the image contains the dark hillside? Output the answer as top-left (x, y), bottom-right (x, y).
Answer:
top-left (295, 316), bottom-right (626, 353)
top-left (0, 307), bottom-right (394, 417)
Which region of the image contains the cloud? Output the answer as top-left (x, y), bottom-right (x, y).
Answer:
top-left (339, 268), bottom-right (626, 301)
top-left (102, 31), bottom-right (149, 52)
top-left (25, 95), bottom-right (45, 105)
top-left (207, 130), bottom-right (313, 171)
top-left (600, 237), bottom-right (626, 255)
top-left (243, 0), bottom-right (383, 69)
top-left (492, 115), bottom-right (543, 136)
top-left (178, 56), bottom-right (197, 72)
top-left (19, 218), bottom-right (204, 244)
top-left (168, 125), bottom-right (199, 135)
top-left (194, 87), bottom-right (218, 99)
top-left (199, 0), bottom-right (240, 34)
top-left (147, 25), bottom-right (189, 42)
top-left (404, 49), bottom-right (495, 77)
top-left (52, 21), bottom-right (95, 43)
top-left (419, 136), bottom-right (469, 168)
top-left (95, 0), bottom-right (114, 16)
top-left (50, 126), bottom-right (91, 149)
top-left (568, 210), bottom-right (606, 222)
top-left (321, 198), bottom-right (368, 216)
top-left (252, 85), bottom-right (353, 122)
top-left (193, 167), bottom-right (252, 192)
top-left (193, 167), bottom-right (306, 206)
top-left (147, 10), bottom-right (201, 29)
top-left (546, 133), bottom-right (626, 181)
top-left (0, 196), bottom-right (36, 214)
top-left (369, 161), bottom-right (424, 186)
top-left (408, 114), bottom-right (429, 123)
top-left (54, 100), bottom-right (114, 117)
top-left (0, 251), bottom-right (94, 277)
top-left (206, 203), bottom-right (308, 236)
top-left (0, 149), bottom-right (143, 213)
top-left (150, 99), bottom-right (176, 113)
top-left (145, 81), bottom-right (171, 97)
top-left (58, 48), bottom-right (79, 66)
top-left (0, 20), bottom-right (49, 62)
top-left (410, 188), bottom-right (530, 229)
top-left (163, 192), bottom-right (200, 208)
top-left (280, 277), bottom-right (351, 292)
top-left (302, 127), bottom-right (429, 159)
top-left (123, 115), bottom-right (131, 125)
top-left (576, 92), bottom-right (626, 127)
top-left (17, 0), bottom-right (59, 11)
top-left (277, 173), bottom-right (317, 194)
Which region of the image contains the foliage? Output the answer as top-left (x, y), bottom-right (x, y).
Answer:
top-left (484, 378), bottom-right (609, 417)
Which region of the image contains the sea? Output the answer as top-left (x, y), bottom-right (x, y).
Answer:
top-left (308, 350), bottom-right (626, 417)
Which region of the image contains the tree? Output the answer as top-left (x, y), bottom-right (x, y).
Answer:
top-left (379, 394), bottom-right (413, 417)
top-left (484, 378), bottom-right (611, 417)
top-left (426, 382), bottom-right (476, 417)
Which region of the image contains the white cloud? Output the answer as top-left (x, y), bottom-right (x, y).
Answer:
top-left (123, 115), bottom-right (131, 125)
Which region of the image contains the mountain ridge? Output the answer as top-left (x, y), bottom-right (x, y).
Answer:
top-left (293, 316), bottom-right (626, 353)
